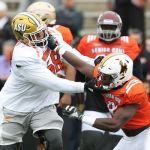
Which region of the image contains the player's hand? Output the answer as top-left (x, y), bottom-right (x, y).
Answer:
top-left (84, 79), bottom-right (98, 92)
top-left (48, 28), bottom-right (64, 46)
top-left (47, 35), bottom-right (59, 51)
top-left (48, 28), bottom-right (71, 55)
top-left (62, 105), bottom-right (83, 120)
top-left (94, 55), bottom-right (104, 66)
top-left (58, 94), bottom-right (72, 108)
top-left (84, 79), bottom-right (108, 93)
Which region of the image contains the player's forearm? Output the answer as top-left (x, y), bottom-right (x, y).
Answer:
top-left (64, 62), bottom-right (76, 81)
top-left (58, 41), bottom-right (94, 78)
top-left (94, 118), bottom-right (121, 132)
top-left (63, 51), bottom-right (94, 78)
top-left (82, 116), bottom-right (121, 132)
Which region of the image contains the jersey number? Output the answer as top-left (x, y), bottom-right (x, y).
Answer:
top-left (47, 51), bottom-right (63, 74)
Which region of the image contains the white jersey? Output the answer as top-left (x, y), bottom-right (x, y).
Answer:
top-left (0, 42), bottom-right (84, 112)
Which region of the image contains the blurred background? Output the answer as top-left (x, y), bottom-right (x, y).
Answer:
top-left (3, 0), bottom-right (150, 36)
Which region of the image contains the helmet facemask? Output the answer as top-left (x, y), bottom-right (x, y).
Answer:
top-left (96, 72), bottom-right (118, 91)
top-left (97, 11), bottom-right (122, 42)
top-left (97, 24), bottom-right (121, 42)
top-left (23, 26), bottom-right (49, 47)
top-left (95, 53), bottom-right (133, 91)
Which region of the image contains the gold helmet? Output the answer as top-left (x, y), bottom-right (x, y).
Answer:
top-left (11, 12), bottom-right (49, 47)
top-left (27, 1), bottom-right (56, 25)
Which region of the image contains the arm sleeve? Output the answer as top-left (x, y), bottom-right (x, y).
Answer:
top-left (18, 61), bottom-right (84, 93)
top-left (62, 44), bottom-right (94, 66)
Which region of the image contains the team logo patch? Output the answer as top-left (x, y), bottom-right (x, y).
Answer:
top-left (14, 24), bottom-right (27, 32)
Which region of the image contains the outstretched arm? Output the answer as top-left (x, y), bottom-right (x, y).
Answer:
top-left (63, 50), bottom-right (94, 78)
top-left (63, 104), bottom-right (139, 132)
top-left (84, 104), bottom-right (139, 132)
top-left (15, 60), bottom-right (84, 93)
top-left (48, 28), bottom-right (94, 77)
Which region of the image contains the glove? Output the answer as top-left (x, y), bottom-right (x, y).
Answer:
top-left (94, 55), bottom-right (104, 66)
top-left (63, 106), bottom-right (96, 126)
top-left (47, 35), bottom-right (59, 51)
top-left (48, 27), bottom-right (64, 45)
top-left (84, 79), bottom-right (108, 93)
top-left (48, 28), bottom-right (72, 55)
top-left (62, 105), bottom-right (83, 120)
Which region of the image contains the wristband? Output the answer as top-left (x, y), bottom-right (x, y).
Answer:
top-left (82, 115), bottom-right (96, 126)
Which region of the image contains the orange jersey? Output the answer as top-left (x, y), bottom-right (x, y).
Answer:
top-left (48, 25), bottom-right (73, 77)
top-left (102, 76), bottom-right (150, 130)
top-left (53, 25), bottom-right (73, 45)
top-left (77, 35), bottom-right (141, 60)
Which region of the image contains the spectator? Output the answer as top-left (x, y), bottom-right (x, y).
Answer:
top-left (107, 0), bottom-right (147, 51)
top-left (0, 1), bottom-right (15, 55)
top-left (127, 28), bottom-right (149, 79)
top-left (128, 28), bottom-right (143, 48)
top-left (143, 37), bottom-right (150, 101)
top-left (56, 0), bottom-right (84, 47)
top-left (0, 40), bottom-right (15, 90)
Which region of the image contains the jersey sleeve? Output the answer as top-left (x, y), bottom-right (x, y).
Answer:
top-left (13, 60), bottom-right (84, 93)
top-left (57, 26), bottom-right (73, 45)
top-left (123, 82), bottom-right (147, 106)
top-left (77, 36), bottom-right (88, 55)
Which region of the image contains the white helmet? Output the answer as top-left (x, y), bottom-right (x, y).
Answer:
top-left (27, 1), bottom-right (56, 25)
top-left (94, 53), bottom-right (133, 90)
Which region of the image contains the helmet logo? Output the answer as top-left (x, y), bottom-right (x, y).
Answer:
top-left (14, 24), bottom-right (27, 32)
top-left (119, 61), bottom-right (127, 75)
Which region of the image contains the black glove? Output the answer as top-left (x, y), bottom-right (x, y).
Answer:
top-left (94, 55), bottom-right (104, 66)
top-left (62, 106), bottom-right (83, 120)
top-left (47, 35), bottom-right (58, 50)
top-left (84, 79), bottom-right (108, 93)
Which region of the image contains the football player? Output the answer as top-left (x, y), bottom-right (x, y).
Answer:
top-left (63, 53), bottom-right (150, 150)
top-left (49, 12), bottom-right (148, 150)
top-left (26, 2), bottom-right (82, 150)
top-left (0, 12), bottom-right (92, 150)
top-left (27, 1), bottom-right (75, 108)
top-left (76, 11), bottom-right (143, 150)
